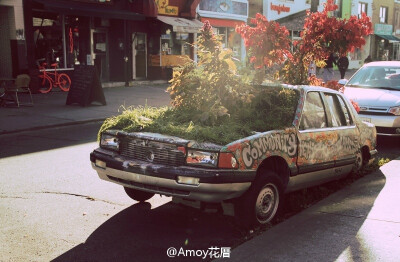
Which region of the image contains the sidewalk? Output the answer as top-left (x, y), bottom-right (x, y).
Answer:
top-left (0, 68), bottom-right (356, 135)
top-left (219, 159), bottom-right (400, 262)
top-left (0, 83), bottom-right (170, 135)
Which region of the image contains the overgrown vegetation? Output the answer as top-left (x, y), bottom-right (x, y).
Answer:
top-left (99, 21), bottom-right (299, 144)
top-left (99, 85), bottom-right (299, 145)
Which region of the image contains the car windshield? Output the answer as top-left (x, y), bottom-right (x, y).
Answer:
top-left (347, 66), bottom-right (400, 91)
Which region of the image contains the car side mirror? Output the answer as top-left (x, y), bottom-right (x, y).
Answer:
top-left (338, 79), bottom-right (348, 86)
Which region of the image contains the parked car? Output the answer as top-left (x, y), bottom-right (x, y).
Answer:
top-left (90, 85), bottom-right (377, 226)
top-left (341, 61), bottom-right (400, 137)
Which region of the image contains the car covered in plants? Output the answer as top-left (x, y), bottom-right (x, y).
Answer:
top-left (90, 85), bottom-right (377, 226)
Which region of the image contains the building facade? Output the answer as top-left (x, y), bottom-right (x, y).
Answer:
top-left (0, 0), bottom-right (204, 86)
top-left (0, 0), bottom-right (26, 78)
top-left (197, 0), bottom-right (249, 62)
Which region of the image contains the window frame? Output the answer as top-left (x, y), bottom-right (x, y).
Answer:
top-left (299, 91), bottom-right (329, 131)
top-left (358, 2), bottom-right (368, 18)
top-left (380, 6), bottom-right (389, 24)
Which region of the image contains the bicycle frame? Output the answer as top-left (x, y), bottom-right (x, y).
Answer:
top-left (38, 63), bottom-right (71, 93)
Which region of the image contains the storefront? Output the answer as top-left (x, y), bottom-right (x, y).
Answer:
top-left (148, 15), bottom-right (203, 71)
top-left (145, 0), bottom-right (203, 79)
top-left (197, 0), bottom-right (248, 62)
top-left (373, 24), bottom-right (400, 61)
top-left (24, 0), bottom-right (146, 86)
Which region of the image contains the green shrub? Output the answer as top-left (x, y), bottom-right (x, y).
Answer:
top-left (99, 22), bottom-right (299, 145)
top-left (99, 85), bottom-right (299, 145)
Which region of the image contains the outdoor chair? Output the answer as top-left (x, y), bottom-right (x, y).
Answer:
top-left (3, 74), bottom-right (33, 107)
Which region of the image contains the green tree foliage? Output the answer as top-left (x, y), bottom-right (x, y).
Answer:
top-left (168, 21), bottom-right (254, 124)
top-left (99, 22), bottom-right (299, 145)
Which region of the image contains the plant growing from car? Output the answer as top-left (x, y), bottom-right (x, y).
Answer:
top-left (99, 22), bottom-right (298, 145)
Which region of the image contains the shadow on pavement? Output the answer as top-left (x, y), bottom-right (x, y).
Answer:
top-left (52, 201), bottom-right (244, 262)
top-left (225, 169), bottom-right (387, 262)
top-left (0, 122), bottom-right (102, 158)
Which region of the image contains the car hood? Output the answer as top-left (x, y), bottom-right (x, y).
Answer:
top-left (344, 87), bottom-right (400, 107)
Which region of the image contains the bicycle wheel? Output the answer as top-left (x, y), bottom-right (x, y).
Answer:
top-left (38, 75), bottom-right (52, 93)
top-left (57, 73), bottom-right (71, 92)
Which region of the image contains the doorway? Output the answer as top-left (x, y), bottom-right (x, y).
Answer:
top-left (132, 33), bottom-right (147, 80)
top-left (91, 29), bottom-right (109, 82)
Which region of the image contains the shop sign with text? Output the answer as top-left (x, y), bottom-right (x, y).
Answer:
top-left (156, 0), bottom-right (179, 16)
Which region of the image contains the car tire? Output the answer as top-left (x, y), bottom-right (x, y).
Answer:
top-left (124, 187), bottom-right (155, 202)
top-left (235, 170), bottom-right (284, 227)
top-left (354, 150), bottom-right (364, 172)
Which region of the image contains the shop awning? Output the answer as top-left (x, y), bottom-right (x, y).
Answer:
top-left (157, 16), bottom-right (204, 33)
top-left (33, 0), bottom-right (144, 21)
top-left (376, 34), bottom-right (400, 42)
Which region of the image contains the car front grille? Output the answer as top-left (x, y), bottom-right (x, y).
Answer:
top-left (119, 137), bottom-right (186, 166)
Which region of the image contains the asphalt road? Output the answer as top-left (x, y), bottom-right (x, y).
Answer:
top-left (1, 122), bottom-right (399, 261)
top-left (0, 123), bottom-right (245, 262)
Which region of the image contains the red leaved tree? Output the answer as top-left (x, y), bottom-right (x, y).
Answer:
top-left (300, 0), bottom-right (372, 59)
top-left (236, 13), bottom-right (292, 84)
top-left (237, 0), bottom-right (372, 85)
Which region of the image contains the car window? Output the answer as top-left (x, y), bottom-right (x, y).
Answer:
top-left (347, 66), bottom-right (400, 90)
top-left (324, 93), bottom-right (347, 127)
top-left (300, 92), bottom-right (327, 130)
top-left (337, 95), bottom-right (353, 126)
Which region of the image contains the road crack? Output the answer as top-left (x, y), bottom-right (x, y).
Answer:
top-left (39, 191), bottom-right (125, 206)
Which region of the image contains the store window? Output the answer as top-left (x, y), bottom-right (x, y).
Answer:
top-left (161, 31), bottom-right (190, 56)
top-left (33, 15), bottom-right (82, 69)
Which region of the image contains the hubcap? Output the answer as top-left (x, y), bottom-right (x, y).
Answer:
top-left (255, 183), bottom-right (279, 224)
top-left (355, 151), bottom-right (363, 171)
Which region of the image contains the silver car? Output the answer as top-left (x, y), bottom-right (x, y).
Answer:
top-left (342, 61), bottom-right (400, 137)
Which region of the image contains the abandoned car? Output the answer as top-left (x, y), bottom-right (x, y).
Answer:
top-left (90, 85), bottom-right (377, 226)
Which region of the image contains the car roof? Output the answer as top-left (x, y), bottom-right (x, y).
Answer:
top-left (298, 85), bottom-right (340, 94)
top-left (363, 61), bottom-right (400, 67)
top-left (259, 83), bottom-right (341, 94)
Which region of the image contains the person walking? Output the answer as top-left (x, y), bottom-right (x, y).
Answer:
top-left (337, 55), bottom-right (349, 79)
top-left (308, 60), bottom-right (316, 77)
top-left (323, 53), bottom-right (337, 83)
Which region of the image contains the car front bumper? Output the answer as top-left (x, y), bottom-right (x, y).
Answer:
top-left (90, 148), bottom-right (254, 202)
top-left (358, 114), bottom-right (400, 136)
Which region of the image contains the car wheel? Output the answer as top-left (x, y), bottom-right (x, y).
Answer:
top-left (235, 170), bottom-right (284, 227)
top-left (124, 187), bottom-right (155, 202)
top-left (354, 150), bottom-right (364, 171)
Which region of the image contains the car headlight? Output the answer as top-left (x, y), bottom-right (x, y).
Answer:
top-left (389, 106), bottom-right (400, 116)
top-left (100, 134), bottom-right (119, 151)
top-left (186, 150), bottom-right (239, 169)
top-left (186, 150), bottom-right (218, 167)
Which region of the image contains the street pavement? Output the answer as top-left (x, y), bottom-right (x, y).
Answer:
top-left (218, 159), bottom-right (400, 262)
top-left (1, 73), bottom-right (400, 262)
top-left (0, 82), bottom-right (170, 135)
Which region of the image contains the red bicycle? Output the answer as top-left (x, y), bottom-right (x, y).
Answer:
top-left (38, 63), bottom-right (71, 93)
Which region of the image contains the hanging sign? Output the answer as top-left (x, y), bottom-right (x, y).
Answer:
top-left (156, 0), bottom-right (179, 16)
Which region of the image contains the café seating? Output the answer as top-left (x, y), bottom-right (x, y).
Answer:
top-left (2, 74), bottom-right (33, 107)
